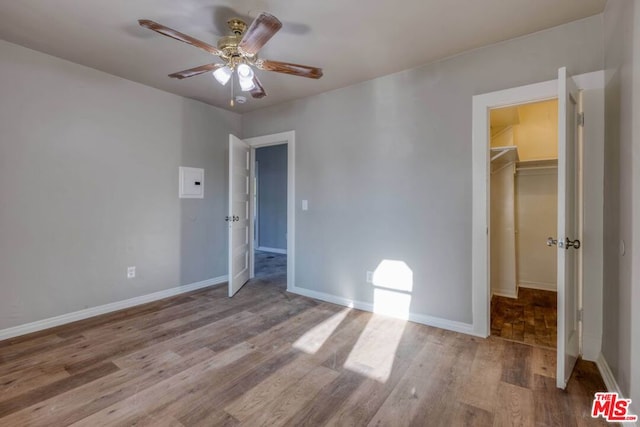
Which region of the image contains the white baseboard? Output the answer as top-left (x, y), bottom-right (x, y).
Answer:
top-left (519, 281), bottom-right (557, 292)
top-left (597, 353), bottom-right (622, 394)
top-left (492, 289), bottom-right (518, 299)
top-left (0, 275), bottom-right (228, 341)
top-left (288, 285), bottom-right (478, 337)
top-left (256, 246), bottom-right (287, 254)
top-left (596, 353), bottom-right (639, 426)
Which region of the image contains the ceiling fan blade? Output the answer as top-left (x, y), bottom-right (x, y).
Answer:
top-left (257, 59), bottom-right (323, 79)
top-left (138, 19), bottom-right (222, 57)
top-left (249, 75), bottom-right (267, 98)
top-left (168, 63), bottom-right (223, 79)
top-left (238, 12), bottom-right (282, 56)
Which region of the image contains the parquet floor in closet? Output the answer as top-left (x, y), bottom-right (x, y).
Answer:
top-left (491, 288), bottom-right (557, 348)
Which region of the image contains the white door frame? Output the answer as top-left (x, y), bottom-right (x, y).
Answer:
top-left (471, 71), bottom-right (604, 342)
top-left (471, 79), bottom-right (558, 337)
top-left (253, 160), bottom-right (259, 249)
top-left (244, 131), bottom-right (295, 291)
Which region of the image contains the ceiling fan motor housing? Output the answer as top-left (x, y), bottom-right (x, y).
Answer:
top-left (217, 34), bottom-right (242, 57)
top-left (218, 18), bottom-right (252, 59)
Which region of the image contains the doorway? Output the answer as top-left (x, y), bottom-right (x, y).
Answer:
top-left (472, 68), bottom-right (589, 389)
top-left (253, 144), bottom-right (288, 288)
top-left (227, 131), bottom-right (295, 297)
top-left (489, 99), bottom-right (559, 348)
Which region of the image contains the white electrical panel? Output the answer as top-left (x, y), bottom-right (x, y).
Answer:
top-left (179, 167), bottom-right (204, 199)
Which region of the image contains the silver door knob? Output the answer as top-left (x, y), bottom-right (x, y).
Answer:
top-left (546, 237), bottom-right (557, 246)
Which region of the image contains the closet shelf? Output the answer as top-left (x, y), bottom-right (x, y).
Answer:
top-left (490, 146), bottom-right (519, 174)
top-left (491, 146), bottom-right (518, 162)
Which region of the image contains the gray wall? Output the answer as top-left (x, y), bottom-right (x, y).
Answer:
top-left (0, 40), bottom-right (241, 330)
top-left (602, 0), bottom-right (640, 405)
top-left (243, 16), bottom-right (604, 324)
top-left (255, 145), bottom-right (288, 250)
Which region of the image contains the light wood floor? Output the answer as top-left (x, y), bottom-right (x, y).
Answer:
top-left (0, 277), bottom-right (606, 426)
top-left (491, 288), bottom-right (557, 348)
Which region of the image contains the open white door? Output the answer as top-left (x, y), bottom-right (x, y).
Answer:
top-left (556, 67), bottom-right (581, 389)
top-left (228, 134), bottom-right (251, 297)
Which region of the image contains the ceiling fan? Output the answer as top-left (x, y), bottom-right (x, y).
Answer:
top-left (138, 12), bottom-right (323, 106)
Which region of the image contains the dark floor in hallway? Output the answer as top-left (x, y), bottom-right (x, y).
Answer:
top-left (254, 250), bottom-right (286, 289)
top-left (491, 288), bottom-right (557, 348)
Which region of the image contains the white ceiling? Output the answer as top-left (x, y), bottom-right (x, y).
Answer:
top-left (0, 0), bottom-right (606, 113)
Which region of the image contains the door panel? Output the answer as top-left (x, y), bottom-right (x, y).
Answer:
top-left (556, 67), bottom-right (581, 389)
top-left (228, 134), bottom-right (251, 297)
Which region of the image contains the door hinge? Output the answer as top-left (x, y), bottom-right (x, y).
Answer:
top-left (577, 112), bottom-right (585, 127)
top-left (578, 308), bottom-right (583, 322)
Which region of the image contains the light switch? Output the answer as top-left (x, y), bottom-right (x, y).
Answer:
top-left (302, 200), bottom-right (308, 211)
top-left (179, 167), bottom-right (204, 199)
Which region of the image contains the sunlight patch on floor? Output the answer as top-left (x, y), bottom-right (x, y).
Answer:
top-left (344, 315), bottom-right (407, 383)
top-left (293, 308), bottom-right (350, 354)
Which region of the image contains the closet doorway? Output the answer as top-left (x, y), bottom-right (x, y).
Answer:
top-left (489, 99), bottom-right (560, 348)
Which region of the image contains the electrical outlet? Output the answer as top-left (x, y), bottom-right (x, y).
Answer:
top-left (127, 266), bottom-right (136, 279)
top-left (366, 271), bottom-right (374, 283)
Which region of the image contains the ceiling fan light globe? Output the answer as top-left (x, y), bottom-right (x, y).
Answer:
top-left (213, 66), bottom-right (232, 86)
top-left (237, 63), bottom-right (254, 80)
top-left (238, 76), bottom-right (256, 92)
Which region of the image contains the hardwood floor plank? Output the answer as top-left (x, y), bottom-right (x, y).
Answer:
top-left (0, 365), bottom-right (70, 401)
top-left (53, 294), bottom-right (199, 339)
top-left (531, 346), bottom-right (556, 379)
top-left (567, 361), bottom-right (609, 426)
top-left (449, 402), bottom-right (494, 427)
top-left (77, 297), bottom-right (226, 340)
top-left (224, 357), bottom-right (317, 421)
top-left (407, 336), bottom-right (479, 426)
top-left (170, 349), bottom-right (301, 425)
top-left (246, 304), bottom-right (344, 354)
top-left (366, 338), bottom-right (451, 426)
top-left (63, 301), bottom-right (270, 374)
top-left (492, 382), bottom-right (535, 426)
top-left (0, 349), bottom-right (214, 427)
top-left (457, 337), bottom-right (506, 413)
top-left (178, 410), bottom-right (239, 427)
top-left (0, 333), bottom-right (67, 363)
top-left (533, 374), bottom-right (578, 427)
top-left (323, 322), bottom-right (430, 426)
top-left (0, 361), bottom-right (118, 418)
top-left (69, 343), bottom-right (260, 426)
top-left (283, 369), bottom-right (365, 427)
top-left (113, 311), bottom-right (256, 365)
top-left (128, 414), bottom-right (186, 427)
top-left (238, 365), bottom-right (339, 427)
top-left (206, 299), bottom-right (320, 353)
top-left (501, 342), bottom-right (532, 388)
